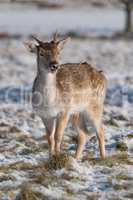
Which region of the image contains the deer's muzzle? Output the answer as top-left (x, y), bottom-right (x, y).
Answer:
top-left (50, 64), bottom-right (59, 72)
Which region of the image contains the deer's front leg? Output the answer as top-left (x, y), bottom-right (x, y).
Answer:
top-left (54, 112), bottom-right (68, 155)
top-left (43, 118), bottom-right (56, 156)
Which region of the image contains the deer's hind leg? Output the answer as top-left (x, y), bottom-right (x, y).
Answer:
top-left (88, 105), bottom-right (105, 159)
top-left (75, 129), bottom-right (87, 160)
top-left (74, 114), bottom-right (87, 160)
top-left (96, 125), bottom-right (105, 159)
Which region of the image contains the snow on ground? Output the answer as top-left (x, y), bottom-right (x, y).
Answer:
top-left (0, 2), bottom-right (133, 200)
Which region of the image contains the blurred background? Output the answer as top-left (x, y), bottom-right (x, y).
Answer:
top-left (0, 1), bottom-right (133, 200)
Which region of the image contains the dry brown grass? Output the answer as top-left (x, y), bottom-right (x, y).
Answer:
top-left (127, 133), bottom-right (133, 139)
top-left (0, 161), bottom-right (40, 172)
top-left (86, 153), bottom-right (133, 167)
top-left (19, 183), bottom-right (42, 200)
top-left (46, 153), bottom-right (70, 170)
top-left (116, 141), bottom-right (128, 151)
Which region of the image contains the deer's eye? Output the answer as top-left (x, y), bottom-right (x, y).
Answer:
top-left (39, 50), bottom-right (44, 56)
top-left (40, 52), bottom-right (44, 56)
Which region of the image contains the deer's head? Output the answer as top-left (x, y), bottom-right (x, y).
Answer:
top-left (25, 33), bottom-right (70, 73)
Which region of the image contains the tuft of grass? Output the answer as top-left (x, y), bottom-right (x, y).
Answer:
top-left (116, 141), bottom-right (128, 151)
top-left (14, 162), bottom-right (37, 170)
top-left (46, 153), bottom-right (70, 170)
top-left (62, 172), bottom-right (81, 182)
top-left (65, 188), bottom-right (75, 196)
top-left (0, 175), bottom-right (16, 182)
top-left (34, 173), bottom-right (58, 188)
top-left (113, 173), bottom-right (133, 181)
top-left (0, 161), bottom-right (39, 172)
top-left (127, 133), bottom-right (133, 139)
top-left (19, 146), bottom-right (41, 155)
top-left (0, 122), bottom-right (9, 127)
top-left (87, 153), bottom-right (133, 167)
top-left (16, 136), bottom-right (27, 143)
top-left (19, 183), bottom-right (42, 200)
top-left (19, 148), bottom-right (34, 155)
top-left (9, 126), bottom-right (21, 133)
top-left (113, 183), bottom-right (129, 190)
top-left (107, 118), bottom-right (119, 127)
top-left (16, 135), bottom-right (40, 151)
top-left (7, 162), bottom-right (36, 171)
top-left (34, 175), bottom-right (46, 184)
top-left (109, 175), bottom-right (132, 191)
top-left (86, 194), bottom-right (101, 200)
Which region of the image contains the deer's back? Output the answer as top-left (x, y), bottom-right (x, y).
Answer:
top-left (56, 62), bottom-right (107, 98)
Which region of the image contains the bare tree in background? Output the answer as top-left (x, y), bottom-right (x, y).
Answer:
top-left (121, 0), bottom-right (133, 34)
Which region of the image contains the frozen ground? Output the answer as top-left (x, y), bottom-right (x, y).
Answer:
top-left (0, 2), bottom-right (133, 200)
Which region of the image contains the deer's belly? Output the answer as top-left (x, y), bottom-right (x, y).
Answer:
top-left (33, 105), bottom-right (59, 119)
top-left (32, 89), bottom-right (92, 119)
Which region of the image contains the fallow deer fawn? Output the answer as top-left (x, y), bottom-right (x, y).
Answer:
top-left (25, 34), bottom-right (107, 160)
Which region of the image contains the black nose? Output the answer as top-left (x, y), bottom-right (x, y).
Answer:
top-left (50, 64), bottom-right (58, 72)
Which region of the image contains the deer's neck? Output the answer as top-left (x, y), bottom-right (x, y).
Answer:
top-left (37, 57), bottom-right (56, 86)
top-left (37, 62), bottom-right (56, 104)
top-left (37, 69), bottom-right (56, 88)
top-left (36, 68), bottom-right (57, 107)
top-left (44, 72), bottom-right (56, 88)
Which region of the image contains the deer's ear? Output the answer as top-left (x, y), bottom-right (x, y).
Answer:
top-left (24, 42), bottom-right (38, 53)
top-left (58, 37), bottom-right (70, 50)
